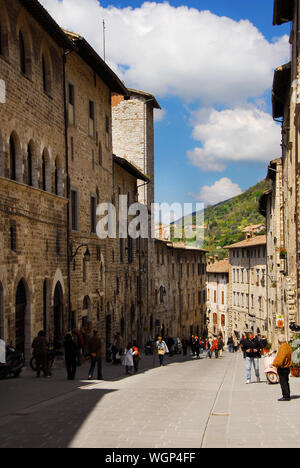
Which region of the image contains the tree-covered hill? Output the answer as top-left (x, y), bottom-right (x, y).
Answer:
top-left (174, 179), bottom-right (271, 259)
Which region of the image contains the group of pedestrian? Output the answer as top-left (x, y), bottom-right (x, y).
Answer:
top-left (238, 331), bottom-right (293, 402)
top-left (227, 336), bottom-right (239, 353)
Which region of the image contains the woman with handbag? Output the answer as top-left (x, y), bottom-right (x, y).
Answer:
top-left (156, 336), bottom-right (169, 367)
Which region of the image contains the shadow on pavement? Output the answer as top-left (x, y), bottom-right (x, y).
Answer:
top-left (0, 388), bottom-right (117, 448)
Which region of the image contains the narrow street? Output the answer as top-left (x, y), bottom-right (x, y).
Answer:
top-left (0, 351), bottom-right (300, 448)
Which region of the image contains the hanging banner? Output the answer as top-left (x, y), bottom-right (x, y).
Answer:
top-left (276, 315), bottom-right (284, 328)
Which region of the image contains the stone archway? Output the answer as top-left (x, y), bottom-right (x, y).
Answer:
top-left (53, 282), bottom-right (64, 348)
top-left (15, 279), bottom-right (29, 356)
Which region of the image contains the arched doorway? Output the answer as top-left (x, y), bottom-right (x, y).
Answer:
top-left (53, 282), bottom-right (64, 348)
top-left (15, 279), bottom-right (27, 354)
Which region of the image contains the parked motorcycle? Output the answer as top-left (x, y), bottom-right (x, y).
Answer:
top-left (0, 344), bottom-right (25, 379)
top-left (264, 350), bottom-right (279, 384)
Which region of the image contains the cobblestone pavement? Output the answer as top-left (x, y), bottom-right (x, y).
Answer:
top-left (0, 351), bottom-right (300, 448)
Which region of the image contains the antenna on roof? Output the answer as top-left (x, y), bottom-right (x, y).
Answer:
top-left (102, 19), bottom-right (106, 62)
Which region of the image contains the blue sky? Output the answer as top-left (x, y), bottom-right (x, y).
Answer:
top-left (42, 0), bottom-right (291, 211)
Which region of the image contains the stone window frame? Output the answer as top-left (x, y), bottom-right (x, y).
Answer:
top-left (16, 20), bottom-right (33, 81)
top-left (67, 81), bottom-right (76, 126)
top-left (70, 188), bottom-right (79, 232)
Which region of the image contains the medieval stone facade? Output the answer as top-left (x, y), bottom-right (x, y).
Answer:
top-left (0, 0), bottom-right (72, 359)
top-left (153, 240), bottom-right (207, 340)
top-left (206, 258), bottom-right (229, 342)
top-left (226, 235), bottom-right (267, 339)
top-left (260, 0), bottom-right (300, 342)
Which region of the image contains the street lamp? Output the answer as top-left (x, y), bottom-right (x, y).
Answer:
top-left (69, 243), bottom-right (91, 262)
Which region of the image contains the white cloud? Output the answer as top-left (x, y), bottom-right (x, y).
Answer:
top-left (154, 107), bottom-right (166, 123)
top-left (190, 178), bottom-right (243, 206)
top-left (187, 106), bottom-right (281, 171)
top-left (40, 0), bottom-right (289, 105)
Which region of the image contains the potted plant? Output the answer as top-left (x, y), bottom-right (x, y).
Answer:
top-left (290, 335), bottom-right (300, 377)
top-left (279, 248), bottom-right (287, 260)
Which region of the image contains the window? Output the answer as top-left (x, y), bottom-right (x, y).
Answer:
top-left (71, 190), bottom-right (78, 231)
top-left (10, 222), bottom-right (17, 251)
top-left (70, 136), bottom-right (74, 161)
top-left (214, 290), bottom-right (217, 303)
top-left (105, 116), bottom-right (110, 148)
top-left (89, 101), bottom-right (95, 137)
top-left (9, 135), bottom-right (16, 181)
top-left (98, 142), bottom-right (103, 165)
top-left (90, 195), bottom-right (97, 233)
top-left (68, 83), bottom-right (75, 125)
top-left (27, 145), bottom-right (33, 186)
top-left (222, 291), bottom-right (224, 305)
top-left (19, 31), bottom-right (26, 74)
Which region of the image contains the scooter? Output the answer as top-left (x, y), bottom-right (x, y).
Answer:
top-left (0, 344), bottom-right (25, 379)
top-left (264, 350), bottom-right (279, 384)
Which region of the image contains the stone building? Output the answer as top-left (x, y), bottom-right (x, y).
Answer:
top-left (0, 0), bottom-right (74, 358)
top-left (112, 88), bottom-right (160, 346)
top-left (269, 0), bottom-right (300, 333)
top-left (225, 235), bottom-right (267, 339)
top-left (112, 155), bottom-right (150, 348)
top-left (153, 240), bottom-right (207, 340)
top-left (62, 30), bottom-right (127, 348)
top-left (206, 258), bottom-right (229, 342)
top-left (259, 158), bottom-right (289, 343)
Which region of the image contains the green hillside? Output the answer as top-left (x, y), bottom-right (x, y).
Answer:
top-left (174, 179), bottom-right (271, 259)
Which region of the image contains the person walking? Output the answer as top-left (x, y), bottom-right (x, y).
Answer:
top-left (64, 332), bottom-right (78, 380)
top-left (182, 337), bottom-right (188, 356)
top-left (205, 338), bottom-right (212, 358)
top-left (211, 337), bottom-right (219, 358)
top-left (218, 335), bottom-right (224, 357)
top-left (227, 336), bottom-right (234, 353)
top-left (233, 336), bottom-right (238, 353)
top-left (156, 336), bottom-right (169, 366)
top-left (240, 334), bottom-right (247, 358)
top-left (122, 343), bottom-right (137, 375)
top-left (243, 333), bottom-right (262, 384)
top-left (194, 336), bottom-right (201, 359)
top-left (87, 330), bottom-right (104, 380)
top-left (132, 342), bottom-right (141, 373)
top-left (272, 334), bottom-right (293, 401)
top-left (32, 331), bottom-right (50, 378)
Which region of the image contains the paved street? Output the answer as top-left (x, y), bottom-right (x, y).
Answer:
top-left (0, 351), bottom-right (300, 448)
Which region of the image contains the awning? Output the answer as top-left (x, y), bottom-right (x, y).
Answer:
top-left (273, 0), bottom-right (294, 25)
top-left (272, 62), bottom-right (291, 119)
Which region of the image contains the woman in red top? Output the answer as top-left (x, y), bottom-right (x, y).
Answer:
top-left (132, 343), bottom-right (141, 373)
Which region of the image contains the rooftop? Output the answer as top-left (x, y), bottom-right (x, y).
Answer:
top-left (113, 155), bottom-right (150, 182)
top-left (224, 235), bottom-right (266, 250)
top-left (207, 258), bottom-right (230, 274)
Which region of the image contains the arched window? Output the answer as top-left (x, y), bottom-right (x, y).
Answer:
top-left (42, 152), bottom-right (46, 190)
top-left (19, 30), bottom-right (26, 74)
top-left (27, 144), bottom-right (32, 186)
top-left (54, 159), bottom-right (58, 195)
top-left (53, 157), bottom-right (63, 196)
top-left (41, 149), bottom-right (50, 192)
top-left (41, 53), bottom-right (52, 95)
top-left (9, 135), bottom-right (16, 181)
